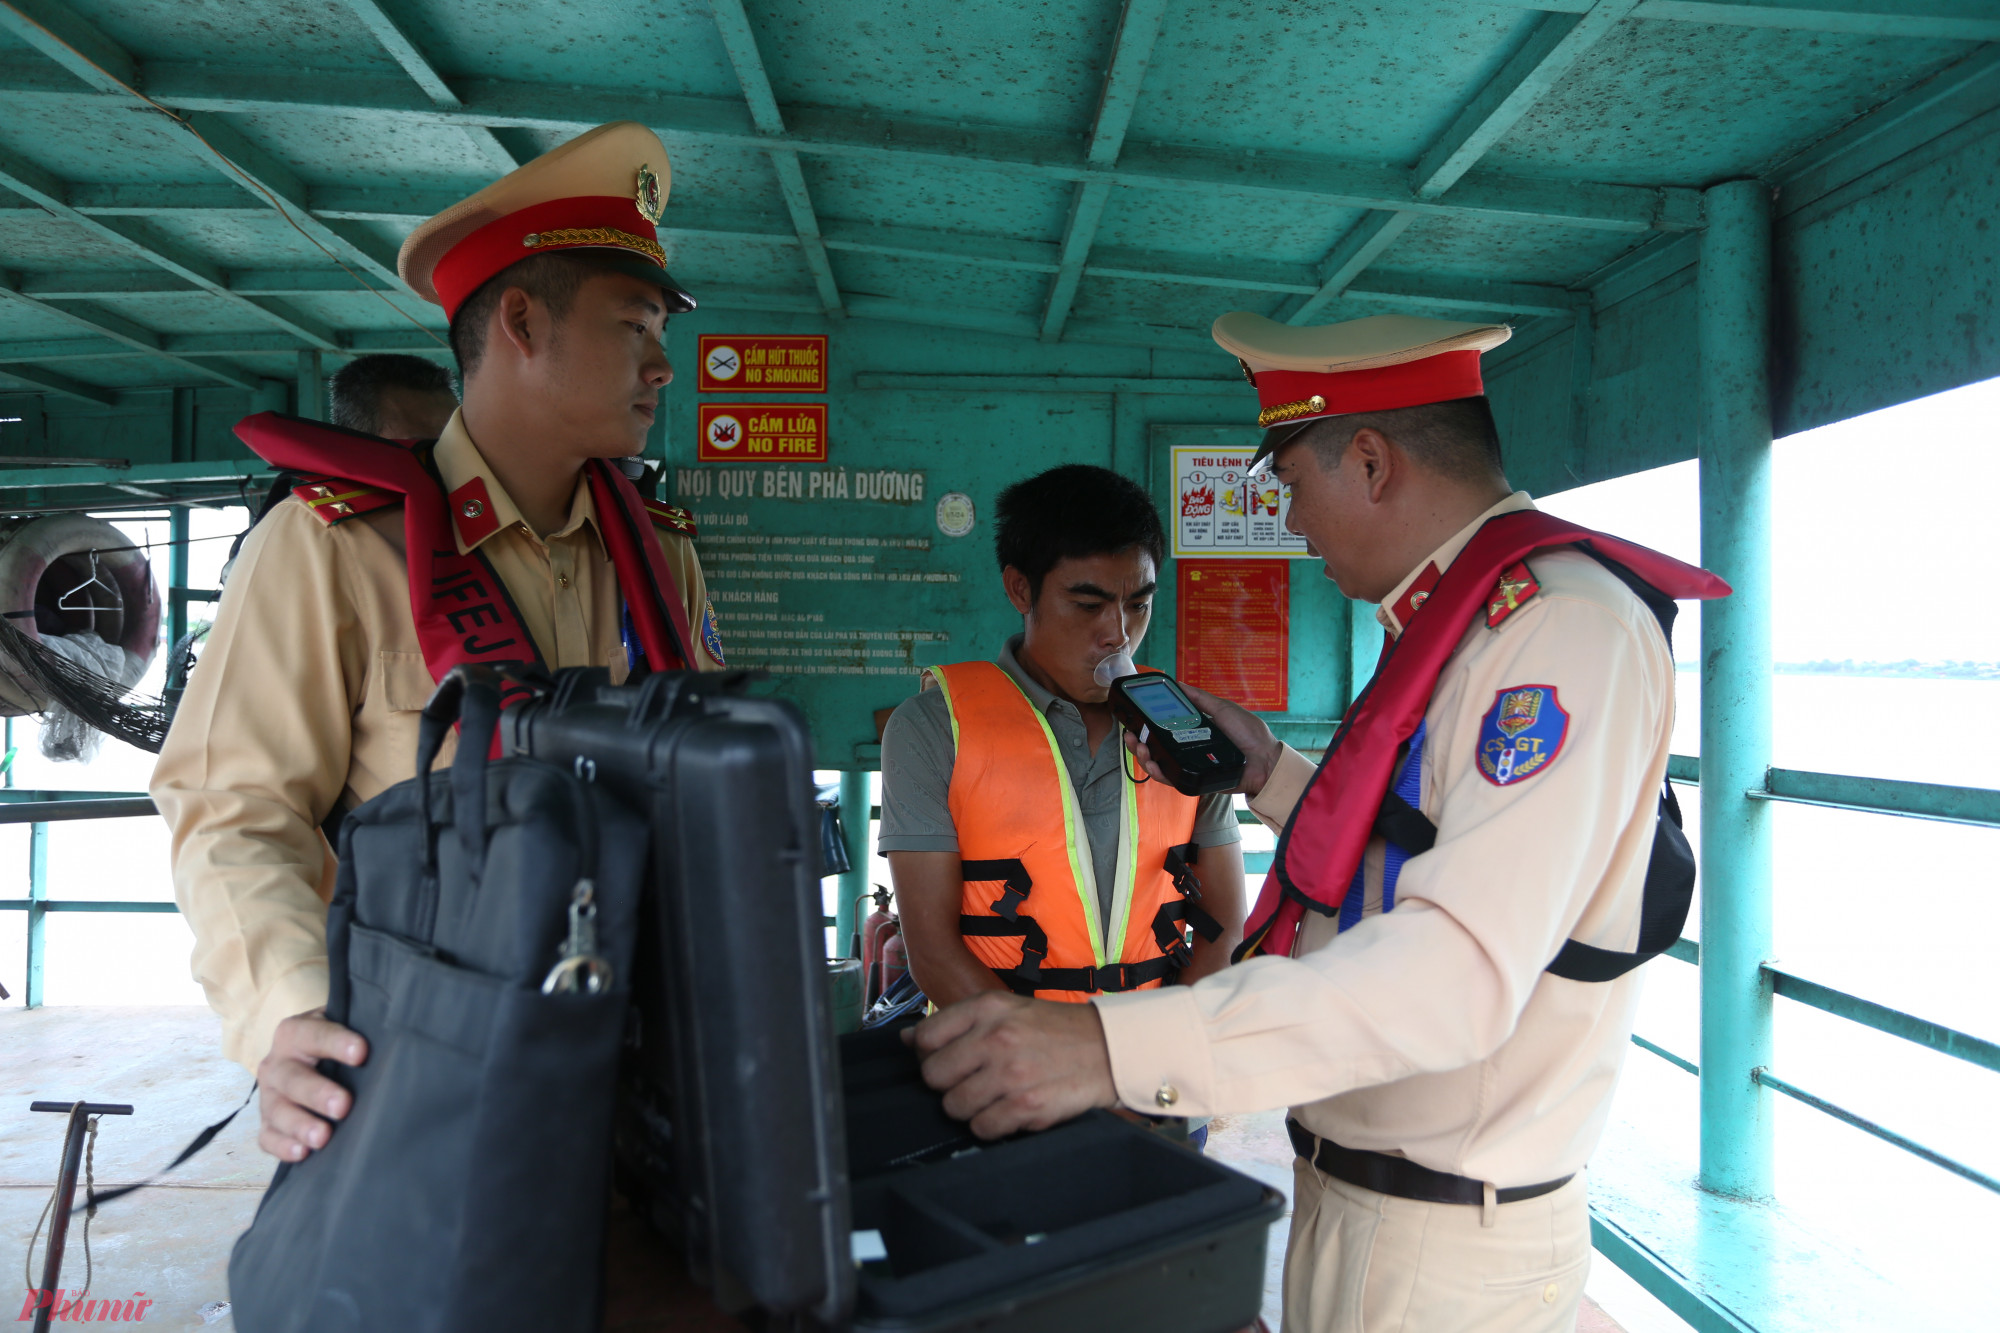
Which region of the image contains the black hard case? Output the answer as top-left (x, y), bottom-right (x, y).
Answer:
top-left (504, 671), bottom-right (1281, 1333)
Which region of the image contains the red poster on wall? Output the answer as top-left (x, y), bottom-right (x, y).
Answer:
top-left (1176, 560), bottom-right (1289, 712)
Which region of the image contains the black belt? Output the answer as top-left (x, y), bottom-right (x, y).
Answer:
top-left (1287, 1119), bottom-right (1572, 1207)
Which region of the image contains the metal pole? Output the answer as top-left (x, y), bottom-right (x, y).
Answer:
top-left (26, 1101), bottom-right (133, 1333)
top-left (30, 1103), bottom-right (89, 1333)
top-left (1697, 177), bottom-right (1775, 1201)
top-left (26, 819), bottom-right (47, 1009)
top-left (835, 768), bottom-right (872, 957)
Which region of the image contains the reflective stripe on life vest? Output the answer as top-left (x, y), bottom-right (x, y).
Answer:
top-left (933, 660), bottom-right (1215, 1002)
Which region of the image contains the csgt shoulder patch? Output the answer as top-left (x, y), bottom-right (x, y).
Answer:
top-left (1477, 684), bottom-right (1569, 786)
top-left (699, 597), bottom-right (726, 665)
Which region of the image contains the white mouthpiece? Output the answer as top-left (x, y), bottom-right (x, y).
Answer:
top-left (1093, 650), bottom-right (1138, 687)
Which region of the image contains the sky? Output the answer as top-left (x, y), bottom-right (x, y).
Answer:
top-left (1541, 373), bottom-right (2000, 665)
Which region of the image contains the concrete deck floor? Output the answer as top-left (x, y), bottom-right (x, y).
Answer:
top-left (4, 1007), bottom-right (1651, 1331)
top-left (4, 1007), bottom-right (263, 1329)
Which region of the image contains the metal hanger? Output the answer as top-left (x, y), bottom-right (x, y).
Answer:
top-left (56, 550), bottom-right (120, 614)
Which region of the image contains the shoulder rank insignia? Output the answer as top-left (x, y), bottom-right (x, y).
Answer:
top-left (641, 498), bottom-right (697, 537)
top-left (1486, 560), bottom-right (1540, 627)
top-left (291, 476), bottom-right (401, 526)
top-left (1477, 684), bottom-right (1569, 787)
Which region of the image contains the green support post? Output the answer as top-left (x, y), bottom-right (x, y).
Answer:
top-left (1348, 599), bottom-right (1383, 708)
top-left (1697, 178), bottom-right (1776, 1201)
top-left (297, 350), bottom-right (325, 422)
top-left (25, 820), bottom-right (48, 1008)
top-left (168, 506), bottom-right (191, 654)
top-left (835, 768), bottom-right (872, 958)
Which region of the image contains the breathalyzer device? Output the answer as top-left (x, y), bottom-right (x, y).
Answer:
top-left (1108, 671), bottom-right (1247, 796)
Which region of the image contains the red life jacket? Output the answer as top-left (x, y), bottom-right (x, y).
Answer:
top-left (232, 413), bottom-right (694, 714)
top-left (1239, 509), bottom-right (1730, 963)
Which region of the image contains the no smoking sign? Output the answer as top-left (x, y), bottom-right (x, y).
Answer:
top-left (697, 335), bottom-right (829, 393)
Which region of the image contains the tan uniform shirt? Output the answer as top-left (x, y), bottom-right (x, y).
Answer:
top-left (1094, 493), bottom-right (1674, 1186)
top-left (152, 411), bottom-right (721, 1069)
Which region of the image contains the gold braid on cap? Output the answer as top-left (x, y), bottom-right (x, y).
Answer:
top-left (520, 227), bottom-right (666, 266)
top-left (1256, 394), bottom-right (1328, 430)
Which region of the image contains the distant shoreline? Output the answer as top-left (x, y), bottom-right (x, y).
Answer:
top-left (1674, 662), bottom-right (2000, 681)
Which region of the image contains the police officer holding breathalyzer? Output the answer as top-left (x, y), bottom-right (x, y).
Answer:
top-left (905, 311), bottom-right (1728, 1333)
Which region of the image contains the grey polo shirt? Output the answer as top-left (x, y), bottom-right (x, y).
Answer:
top-left (876, 635), bottom-right (1241, 929)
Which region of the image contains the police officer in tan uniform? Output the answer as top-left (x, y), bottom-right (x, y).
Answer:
top-left (153, 122), bottom-right (725, 1166)
top-left (905, 312), bottom-right (1725, 1333)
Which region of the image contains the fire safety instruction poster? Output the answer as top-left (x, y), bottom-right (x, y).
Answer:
top-left (1171, 446), bottom-right (1310, 558)
top-left (1177, 561), bottom-right (1289, 711)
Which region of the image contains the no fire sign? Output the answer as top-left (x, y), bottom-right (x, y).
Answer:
top-left (698, 335), bottom-right (829, 393)
top-left (698, 403), bottom-right (829, 462)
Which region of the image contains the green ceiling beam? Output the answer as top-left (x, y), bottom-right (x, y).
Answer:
top-left (1773, 43), bottom-right (2000, 217)
top-left (819, 220), bottom-right (1058, 271)
top-left (0, 0), bottom-right (402, 293)
top-left (0, 120), bottom-right (344, 358)
top-left (1041, 179), bottom-right (1112, 342)
top-left (1635, 0), bottom-right (2000, 41)
top-left (335, 0), bottom-right (520, 173)
top-left (0, 359), bottom-right (115, 404)
top-left (1414, 1), bottom-right (1641, 198)
top-left (1284, 0), bottom-right (1640, 325)
top-left (1281, 211), bottom-right (1417, 325)
top-left (0, 457), bottom-right (270, 490)
top-left (0, 0), bottom-right (133, 92)
top-left (853, 374), bottom-right (1239, 395)
top-left (0, 270), bottom-right (257, 390)
top-left (708, 0), bottom-right (843, 316)
top-left (1500, 0), bottom-right (2000, 41)
top-left (1040, 0), bottom-right (1171, 342)
top-left (0, 62), bottom-right (1679, 233)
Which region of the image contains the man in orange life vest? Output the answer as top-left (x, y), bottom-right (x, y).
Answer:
top-left (878, 466), bottom-right (1247, 1104)
top-left (152, 122), bottom-right (725, 1165)
top-left (904, 314), bottom-right (1728, 1332)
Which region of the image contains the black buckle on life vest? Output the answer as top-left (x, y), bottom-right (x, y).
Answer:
top-left (1153, 841), bottom-right (1222, 967)
top-left (959, 858), bottom-right (1049, 995)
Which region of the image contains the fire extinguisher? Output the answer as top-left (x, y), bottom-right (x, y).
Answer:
top-left (878, 927), bottom-right (910, 1005)
top-left (860, 886), bottom-right (896, 1005)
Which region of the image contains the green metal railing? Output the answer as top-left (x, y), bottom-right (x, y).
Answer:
top-left (1630, 758), bottom-right (2000, 1200)
top-left (1, 788), bottom-right (176, 1008)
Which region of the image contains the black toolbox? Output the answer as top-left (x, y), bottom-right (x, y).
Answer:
top-left (504, 670), bottom-right (1282, 1333)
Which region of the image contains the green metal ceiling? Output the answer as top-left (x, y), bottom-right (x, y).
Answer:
top-left (0, 0), bottom-right (1994, 403)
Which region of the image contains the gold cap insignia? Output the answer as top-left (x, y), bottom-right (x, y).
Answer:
top-left (635, 163), bottom-right (664, 224)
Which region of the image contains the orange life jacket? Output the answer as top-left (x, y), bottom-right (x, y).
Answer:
top-left (932, 660), bottom-right (1220, 1002)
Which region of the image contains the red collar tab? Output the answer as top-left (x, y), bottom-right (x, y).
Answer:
top-left (1253, 350), bottom-right (1486, 430)
top-left (432, 195), bottom-right (662, 320)
top-left (234, 412), bottom-right (546, 740)
top-left (1235, 509), bottom-right (1729, 964)
top-left (449, 475), bottom-right (501, 547)
top-left (1388, 563), bottom-right (1441, 633)
top-left (1486, 561), bottom-right (1540, 627)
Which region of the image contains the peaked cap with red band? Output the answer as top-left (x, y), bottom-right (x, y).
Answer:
top-left (398, 121), bottom-right (697, 322)
top-left (1212, 312), bottom-right (1513, 466)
